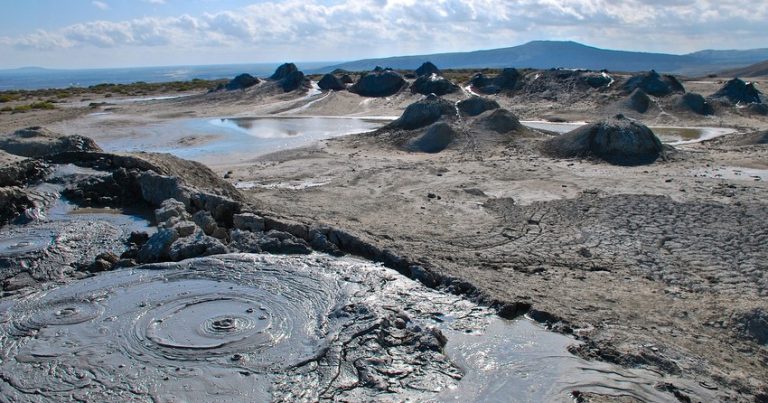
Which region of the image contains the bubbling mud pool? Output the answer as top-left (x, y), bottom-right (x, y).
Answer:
top-left (0, 253), bottom-right (715, 402)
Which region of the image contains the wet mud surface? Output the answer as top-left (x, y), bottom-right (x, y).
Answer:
top-left (0, 254), bottom-right (716, 402)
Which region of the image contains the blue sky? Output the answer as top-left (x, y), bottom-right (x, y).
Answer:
top-left (1, 0), bottom-right (766, 69)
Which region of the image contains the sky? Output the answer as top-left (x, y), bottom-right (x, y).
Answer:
top-left (0, 0), bottom-right (766, 69)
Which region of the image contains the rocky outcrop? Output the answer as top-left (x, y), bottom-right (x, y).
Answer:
top-left (318, 74), bottom-right (346, 91)
top-left (349, 69), bottom-right (407, 97)
top-left (457, 96), bottom-right (500, 117)
top-left (224, 73), bottom-right (259, 91)
top-left (470, 68), bottom-right (521, 94)
top-left (411, 74), bottom-right (459, 96)
top-left (710, 78), bottom-right (762, 104)
top-left (340, 74), bottom-right (354, 84)
top-left (386, 95), bottom-right (457, 130)
top-left (415, 62), bottom-right (441, 77)
top-left (269, 63), bottom-right (310, 92)
top-left (674, 92), bottom-right (714, 115)
top-left (543, 114), bottom-right (665, 165)
top-left (0, 127), bottom-right (102, 158)
top-left (622, 70), bottom-right (685, 97)
top-left (405, 123), bottom-right (458, 153)
top-left (0, 158), bottom-right (50, 187)
top-left (625, 89), bottom-right (651, 113)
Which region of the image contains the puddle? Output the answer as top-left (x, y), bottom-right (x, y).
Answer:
top-left (0, 253), bottom-right (715, 402)
top-left (694, 166), bottom-right (768, 181)
top-left (94, 116), bottom-right (386, 165)
top-left (521, 121), bottom-right (735, 144)
top-left (235, 179), bottom-right (330, 190)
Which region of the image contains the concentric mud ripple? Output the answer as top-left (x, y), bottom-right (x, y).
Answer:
top-left (0, 254), bottom-right (351, 401)
top-left (0, 253), bottom-right (717, 402)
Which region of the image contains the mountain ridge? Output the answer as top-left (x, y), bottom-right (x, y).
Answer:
top-left (314, 41), bottom-right (768, 76)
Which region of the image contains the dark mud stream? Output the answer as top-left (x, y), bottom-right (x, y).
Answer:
top-left (0, 252), bottom-right (715, 402)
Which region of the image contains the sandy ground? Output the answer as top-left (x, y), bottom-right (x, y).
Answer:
top-left (2, 73), bottom-right (768, 401)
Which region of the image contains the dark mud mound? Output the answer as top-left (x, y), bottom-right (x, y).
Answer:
top-left (386, 95), bottom-right (457, 130)
top-left (746, 103), bottom-right (768, 115)
top-left (0, 157), bottom-right (49, 187)
top-left (339, 74), bottom-right (354, 84)
top-left (474, 109), bottom-right (523, 134)
top-left (710, 78), bottom-right (762, 104)
top-left (269, 63), bottom-right (309, 92)
top-left (270, 62), bottom-right (299, 81)
top-left (415, 61), bottom-right (441, 77)
top-left (349, 69), bottom-right (406, 97)
top-left (0, 127), bottom-right (102, 158)
top-left (318, 73), bottom-right (346, 91)
top-left (625, 89), bottom-right (651, 113)
top-left (622, 70), bottom-right (685, 97)
top-left (674, 92), bottom-right (714, 115)
top-left (470, 68), bottom-right (521, 94)
top-left (543, 114), bottom-right (664, 165)
top-left (411, 74), bottom-right (460, 96)
top-left (519, 69), bottom-right (613, 95)
top-left (405, 122), bottom-right (458, 153)
top-left (223, 73), bottom-right (259, 91)
top-left (457, 96), bottom-right (500, 117)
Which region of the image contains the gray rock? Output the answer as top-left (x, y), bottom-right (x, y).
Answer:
top-left (137, 172), bottom-right (191, 207)
top-left (137, 228), bottom-right (179, 263)
top-left (0, 187), bottom-right (33, 224)
top-left (168, 231), bottom-right (228, 261)
top-left (233, 212), bottom-right (265, 232)
top-left (190, 193), bottom-right (240, 227)
top-left (229, 229), bottom-right (311, 255)
top-left (192, 210), bottom-right (218, 235)
top-left (154, 199), bottom-right (189, 224)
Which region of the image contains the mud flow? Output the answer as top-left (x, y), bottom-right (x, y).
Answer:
top-left (0, 253), bottom-right (714, 402)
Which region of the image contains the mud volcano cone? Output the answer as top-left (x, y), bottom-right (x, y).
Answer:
top-left (543, 114), bottom-right (664, 165)
top-left (711, 78), bottom-right (762, 104)
top-left (387, 95), bottom-right (456, 130)
top-left (406, 122), bottom-right (458, 153)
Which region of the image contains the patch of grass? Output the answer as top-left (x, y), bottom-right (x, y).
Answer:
top-left (0, 94), bottom-right (19, 103)
top-left (0, 78), bottom-right (227, 101)
top-left (30, 101), bottom-right (56, 110)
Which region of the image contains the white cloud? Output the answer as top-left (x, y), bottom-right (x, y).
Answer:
top-left (4, 0), bottom-right (768, 57)
top-left (92, 1), bottom-right (109, 10)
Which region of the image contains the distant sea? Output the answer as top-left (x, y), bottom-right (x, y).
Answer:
top-left (0, 62), bottom-right (335, 91)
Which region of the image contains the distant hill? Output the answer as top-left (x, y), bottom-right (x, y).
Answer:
top-left (314, 41), bottom-right (768, 76)
top-left (718, 60), bottom-right (768, 78)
